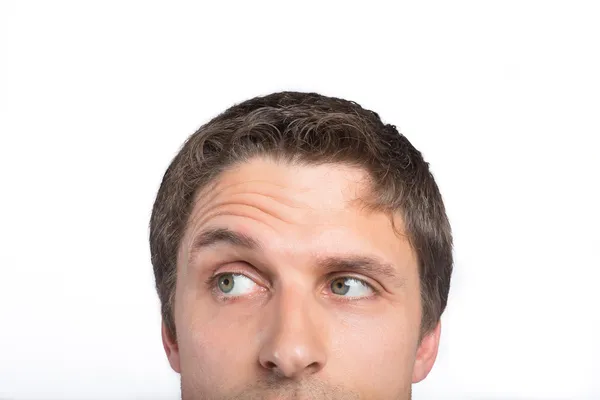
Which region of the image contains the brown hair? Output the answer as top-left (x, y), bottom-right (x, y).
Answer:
top-left (150, 91), bottom-right (453, 342)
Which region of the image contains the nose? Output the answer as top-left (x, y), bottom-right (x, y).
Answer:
top-left (258, 289), bottom-right (327, 379)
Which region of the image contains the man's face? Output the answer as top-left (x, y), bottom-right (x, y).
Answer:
top-left (162, 157), bottom-right (441, 399)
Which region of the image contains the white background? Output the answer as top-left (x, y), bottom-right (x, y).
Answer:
top-left (1, 1), bottom-right (599, 399)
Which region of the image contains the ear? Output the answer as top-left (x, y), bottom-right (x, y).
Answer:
top-left (412, 320), bottom-right (442, 383)
top-left (161, 321), bottom-right (181, 373)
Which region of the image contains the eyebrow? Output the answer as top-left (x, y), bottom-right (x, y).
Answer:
top-left (316, 255), bottom-right (401, 283)
top-left (190, 227), bottom-right (262, 256)
top-left (189, 227), bottom-right (404, 286)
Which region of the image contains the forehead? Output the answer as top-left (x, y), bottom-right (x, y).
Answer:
top-left (179, 157), bottom-right (414, 267)
top-left (207, 157), bottom-right (371, 210)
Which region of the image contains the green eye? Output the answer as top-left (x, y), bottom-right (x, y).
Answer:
top-left (218, 273), bottom-right (235, 293)
top-left (214, 273), bottom-right (259, 297)
top-left (330, 277), bottom-right (374, 297)
top-left (331, 278), bottom-right (350, 295)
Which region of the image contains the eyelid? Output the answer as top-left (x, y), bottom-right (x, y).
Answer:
top-left (206, 263), bottom-right (382, 301)
top-left (327, 273), bottom-right (380, 292)
top-left (206, 273), bottom-right (263, 301)
top-left (324, 274), bottom-right (381, 300)
top-left (210, 262), bottom-right (269, 287)
top-left (206, 263), bottom-right (271, 301)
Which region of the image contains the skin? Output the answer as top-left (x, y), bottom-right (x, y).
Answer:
top-left (162, 157), bottom-right (441, 400)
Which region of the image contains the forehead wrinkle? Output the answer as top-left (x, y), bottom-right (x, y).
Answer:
top-left (190, 191), bottom-right (306, 231)
top-left (191, 176), bottom-right (314, 218)
top-left (181, 161), bottom-right (406, 267)
top-left (182, 193), bottom-right (304, 266)
top-left (191, 159), bottom-right (372, 220)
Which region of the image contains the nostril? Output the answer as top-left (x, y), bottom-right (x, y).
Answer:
top-left (305, 361), bottom-right (321, 373)
top-left (263, 360), bottom-right (277, 370)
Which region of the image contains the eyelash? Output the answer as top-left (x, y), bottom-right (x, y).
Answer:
top-left (326, 275), bottom-right (381, 302)
top-left (204, 271), bottom-right (380, 301)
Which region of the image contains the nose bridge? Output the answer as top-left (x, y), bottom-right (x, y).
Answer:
top-left (276, 285), bottom-right (316, 337)
top-left (258, 282), bottom-right (327, 378)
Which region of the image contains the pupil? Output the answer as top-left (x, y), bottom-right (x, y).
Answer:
top-left (219, 274), bottom-right (234, 293)
top-left (333, 279), bottom-right (349, 295)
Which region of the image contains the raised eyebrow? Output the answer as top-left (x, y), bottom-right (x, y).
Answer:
top-left (189, 227), bottom-right (262, 259)
top-left (317, 255), bottom-right (404, 286)
top-left (189, 228), bottom-right (404, 286)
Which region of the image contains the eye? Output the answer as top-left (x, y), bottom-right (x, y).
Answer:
top-left (330, 277), bottom-right (374, 298)
top-left (216, 273), bottom-right (259, 297)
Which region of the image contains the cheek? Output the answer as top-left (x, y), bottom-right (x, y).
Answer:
top-left (329, 307), bottom-right (418, 391)
top-left (176, 296), bottom-right (260, 389)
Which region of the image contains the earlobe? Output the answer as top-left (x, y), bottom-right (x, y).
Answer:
top-left (412, 320), bottom-right (442, 383)
top-left (161, 321), bottom-right (181, 374)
